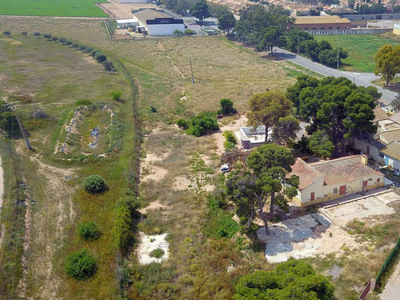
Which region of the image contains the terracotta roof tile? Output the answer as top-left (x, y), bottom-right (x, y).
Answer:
top-left (289, 158), bottom-right (323, 190)
top-left (310, 155), bottom-right (380, 185)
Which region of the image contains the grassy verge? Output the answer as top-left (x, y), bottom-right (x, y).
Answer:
top-left (0, 140), bottom-right (26, 297)
top-left (314, 34), bottom-right (399, 72)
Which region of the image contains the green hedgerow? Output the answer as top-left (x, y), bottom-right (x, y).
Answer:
top-left (65, 249), bottom-right (97, 279)
top-left (77, 221), bottom-right (100, 240)
top-left (83, 175), bottom-right (106, 194)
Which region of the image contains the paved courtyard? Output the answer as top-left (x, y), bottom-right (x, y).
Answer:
top-left (258, 190), bottom-right (400, 263)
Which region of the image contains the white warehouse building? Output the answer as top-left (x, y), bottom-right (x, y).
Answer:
top-left (132, 8), bottom-right (185, 36)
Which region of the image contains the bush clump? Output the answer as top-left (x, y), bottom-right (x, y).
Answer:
top-left (83, 175), bottom-right (106, 194)
top-left (186, 112), bottom-right (219, 137)
top-left (65, 248), bottom-right (97, 279)
top-left (149, 248), bottom-right (165, 258)
top-left (77, 221), bottom-right (100, 240)
top-left (75, 99), bottom-right (93, 106)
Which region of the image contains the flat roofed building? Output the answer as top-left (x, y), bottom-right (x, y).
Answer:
top-left (294, 15), bottom-right (351, 31)
top-left (132, 8), bottom-right (185, 36)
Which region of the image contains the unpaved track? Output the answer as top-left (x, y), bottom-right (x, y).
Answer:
top-left (18, 156), bottom-right (76, 298)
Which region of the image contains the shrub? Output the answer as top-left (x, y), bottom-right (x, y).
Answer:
top-left (110, 90), bottom-right (122, 101)
top-left (90, 49), bottom-right (99, 57)
top-left (65, 248), bottom-right (97, 279)
top-left (77, 221), bottom-right (100, 240)
top-left (176, 119), bottom-right (188, 129)
top-left (33, 32), bottom-right (41, 38)
top-left (115, 203), bottom-right (135, 252)
top-left (82, 175), bottom-right (106, 194)
top-left (95, 52), bottom-right (107, 63)
top-left (150, 106), bottom-right (157, 113)
top-left (186, 112), bottom-right (219, 137)
top-left (149, 248), bottom-right (165, 258)
top-left (75, 99), bottom-right (93, 106)
top-left (102, 61), bottom-right (115, 72)
top-left (185, 29), bottom-right (196, 35)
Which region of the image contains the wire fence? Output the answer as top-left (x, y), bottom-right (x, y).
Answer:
top-left (376, 235), bottom-right (400, 284)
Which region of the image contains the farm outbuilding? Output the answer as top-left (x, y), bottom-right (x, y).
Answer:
top-left (132, 8), bottom-right (185, 36)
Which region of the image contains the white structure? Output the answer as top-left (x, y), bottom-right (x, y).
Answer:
top-left (116, 19), bottom-right (137, 29)
top-left (132, 8), bottom-right (185, 36)
top-left (236, 125), bottom-right (274, 149)
top-left (289, 155), bottom-right (384, 206)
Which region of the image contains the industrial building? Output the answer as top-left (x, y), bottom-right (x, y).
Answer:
top-left (131, 8), bottom-right (185, 36)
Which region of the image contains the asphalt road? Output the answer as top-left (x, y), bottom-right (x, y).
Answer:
top-left (274, 47), bottom-right (396, 106)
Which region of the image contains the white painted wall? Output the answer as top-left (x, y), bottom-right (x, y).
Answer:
top-left (147, 23), bottom-right (185, 36)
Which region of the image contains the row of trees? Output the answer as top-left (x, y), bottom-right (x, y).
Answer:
top-left (234, 5), bottom-right (348, 67)
top-left (3, 31), bottom-right (115, 72)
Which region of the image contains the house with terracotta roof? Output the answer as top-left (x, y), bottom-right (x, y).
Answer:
top-left (289, 155), bottom-right (384, 206)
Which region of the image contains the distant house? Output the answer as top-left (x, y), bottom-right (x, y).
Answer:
top-left (236, 125), bottom-right (271, 149)
top-left (355, 109), bottom-right (400, 170)
top-left (293, 15), bottom-right (351, 34)
top-left (289, 155), bottom-right (384, 206)
top-left (132, 8), bottom-right (185, 36)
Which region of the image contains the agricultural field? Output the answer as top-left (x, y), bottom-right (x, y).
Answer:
top-left (0, 0), bottom-right (108, 17)
top-left (0, 16), bottom-right (397, 300)
top-left (314, 33), bottom-right (399, 73)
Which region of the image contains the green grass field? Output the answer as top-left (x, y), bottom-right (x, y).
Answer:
top-left (315, 34), bottom-right (399, 72)
top-left (0, 0), bottom-right (108, 17)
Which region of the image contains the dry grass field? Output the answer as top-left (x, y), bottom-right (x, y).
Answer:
top-left (1, 15), bottom-right (393, 300)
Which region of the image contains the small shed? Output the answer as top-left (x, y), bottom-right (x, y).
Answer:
top-left (116, 19), bottom-right (138, 29)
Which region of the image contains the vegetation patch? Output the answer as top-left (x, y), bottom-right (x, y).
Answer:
top-left (0, 0), bottom-right (108, 17)
top-left (82, 174), bottom-right (106, 194)
top-left (77, 221), bottom-right (100, 240)
top-left (65, 248), bottom-right (97, 280)
top-left (314, 34), bottom-right (399, 72)
top-left (149, 248), bottom-right (165, 258)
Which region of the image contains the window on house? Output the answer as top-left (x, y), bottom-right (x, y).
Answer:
top-left (321, 27), bottom-right (325, 29)
top-left (304, 27), bottom-right (308, 30)
top-left (377, 178), bottom-right (380, 183)
top-left (312, 27), bottom-right (316, 30)
top-left (329, 27), bottom-right (332, 29)
top-left (333, 188), bottom-right (338, 194)
top-left (336, 26), bottom-right (340, 29)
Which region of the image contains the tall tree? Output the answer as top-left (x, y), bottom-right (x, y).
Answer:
top-left (217, 12), bottom-right (236, 35)
top-left (391, 94), bottom-right (400, 112)
top-left (257, 25), bottom-right (286, 54)
top-left (248, 91), bottom-right (293, 142)
top-left (288, 76), bottom-right (376, 156)
top-left (272, 116), bottom-right (300, 145)
top-left (190, 0), bottom-right (211, 25)
top-left (374, 44), bottom-right (400, 87)
top-left (227, 144), bottom-right (298, 234)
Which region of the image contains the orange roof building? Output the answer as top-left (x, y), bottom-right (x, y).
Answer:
top-left (289, 155), bottom-right (384, 206)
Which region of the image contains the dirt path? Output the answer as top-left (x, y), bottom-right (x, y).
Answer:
top-left (18, 156), bottom-right (76, 298)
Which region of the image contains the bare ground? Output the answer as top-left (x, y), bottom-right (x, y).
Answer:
top-left (17, 153), bottom-right (76, 298)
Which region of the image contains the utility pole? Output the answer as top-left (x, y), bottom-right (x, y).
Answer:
top-left (297, 30), bottom-right (300, 54)
top-left (337, 46), bottom-right (340, 70)
top-left (190, 57), bottom-right (194, 84)
top-left (4, 102), bottom-right (32, 150)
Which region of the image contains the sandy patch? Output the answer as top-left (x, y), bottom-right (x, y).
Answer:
top-left (141, 151), bottom-right (170, 182)
top-left (172, 176), bottom-right (192, 190)
top-left (139, 200), bottom-right (170, 214)
top-left (214, 115), bottom-right (248, 156)
top-left (137, 232), bottom-right (169, 265)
